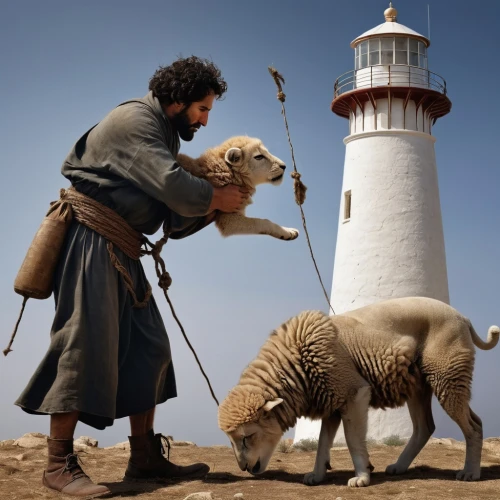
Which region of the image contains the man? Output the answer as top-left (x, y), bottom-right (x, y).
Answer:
top-left (15, 56), bottom-right (248, 497)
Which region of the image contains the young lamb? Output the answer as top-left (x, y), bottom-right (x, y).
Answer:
top-left (177, 136), bottom-right (299, 240)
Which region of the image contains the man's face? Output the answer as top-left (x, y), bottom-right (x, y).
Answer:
top-left (172, 92), bottom-right (215, 141)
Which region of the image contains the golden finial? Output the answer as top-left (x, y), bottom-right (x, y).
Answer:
top-left (384, 2), bottom-right (398, 22)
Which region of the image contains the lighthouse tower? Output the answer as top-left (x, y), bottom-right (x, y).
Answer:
top-left (294, 3), bottom-right (451, 443)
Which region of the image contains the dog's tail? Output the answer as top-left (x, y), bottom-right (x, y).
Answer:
top-left (468, 320), bottom-right (500, 350)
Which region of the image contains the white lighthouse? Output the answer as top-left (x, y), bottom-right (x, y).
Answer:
top-left (294, 3), bottom-right (451, 443)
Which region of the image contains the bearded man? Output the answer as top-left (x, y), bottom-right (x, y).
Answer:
top-left (15, 56), bottom-right (248, 497)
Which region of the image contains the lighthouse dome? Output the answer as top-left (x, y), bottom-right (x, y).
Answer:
top-left (351, 21), bottom-right (429, 49)
top-left (350, 3), bottom-right (429, 70)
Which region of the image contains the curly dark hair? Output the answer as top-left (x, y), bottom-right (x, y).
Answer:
top-left (149, 56), bottom-right (227, 106)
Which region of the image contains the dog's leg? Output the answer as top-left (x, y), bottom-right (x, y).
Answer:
top-left (342, 386), bottom-right (372, 487)
top-left (443, 406), bottom-right (483, 481)
top-left (386, 384), bottom-right (435, 475)
top-left (303, 412), bottom-right (341, 486)
top-left (428, 347), bottom-right (483, 480)
top-left (216, 213), bottom-right (298, 240)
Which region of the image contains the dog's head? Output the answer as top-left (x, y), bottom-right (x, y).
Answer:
top-left (218, 386), bottom-right (284, 475)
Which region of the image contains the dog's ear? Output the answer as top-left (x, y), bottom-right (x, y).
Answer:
top-left (225, 147), bottom-right (244, 167)
top-left (262, 398), bottom-right (283, 412)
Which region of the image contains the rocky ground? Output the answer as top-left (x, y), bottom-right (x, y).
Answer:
top-left (1, 433), bottom-right (499, 500)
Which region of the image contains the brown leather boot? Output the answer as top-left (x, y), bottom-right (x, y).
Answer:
top-left (43, 438), bottom-right (110, 498)
top-left (124, 430), bottom-right (209, 482)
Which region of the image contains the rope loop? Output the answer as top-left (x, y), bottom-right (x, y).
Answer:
top-left (291, 171), bottom-right (307, 206)
top-left (158, 272), bottom-right (172, 290)
top-left (268, 66), bottom-right (336, 316)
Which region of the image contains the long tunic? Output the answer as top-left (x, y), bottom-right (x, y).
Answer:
top-left (15, 91), bottom-right (213, 430)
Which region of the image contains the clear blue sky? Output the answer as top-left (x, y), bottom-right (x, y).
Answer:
top-left (1, 0), bottom-right (499, 448)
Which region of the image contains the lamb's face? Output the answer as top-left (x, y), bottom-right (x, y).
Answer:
top-left (224, 140), bottom-right (286, 187)
top-left (225, 415), bottom-right (283, 475)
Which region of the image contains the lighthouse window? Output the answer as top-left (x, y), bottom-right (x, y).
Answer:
top-left (395, 37), bottom-right (408, 64)
top-left (344, 191), bottom-right (351, 221)
top-left (356, 37), bottom-right (428, 69)
top-left (360, 41), bottom-right (368, 68)
top-left (409, 38), bottom-right (418, 66)
top-left (418, 42), bottom-right (427, 68)
top-left (381, 37), bottom-right (393, 65)
top-left (369, 38), bottom-right (380, 65)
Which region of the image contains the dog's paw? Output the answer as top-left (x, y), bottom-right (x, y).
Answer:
top-left (303, 471), bottom-right (325, 486)
top-left (347, 473), bottom-right (370, 487)
top-left (456, 468), bottom-right (480, 481)
top-left (385, 463), bottom-right (407, 475)
top-left (280, 227), bottom-right (299, 240)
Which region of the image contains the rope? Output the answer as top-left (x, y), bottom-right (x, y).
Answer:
top-left (63, 188), bottom-right (143, 260)
top-left (268, 66), bottom-right (336, 316)
top-left (70, 189), bottom-right (219, 405)
top-left (3, 296), bottom-right (28, 356)
top-left (5, 188), bottom-right (220, 408)
top-left (142, 235), bottom-right (220, 406)
top-left (62, 187), bottom-right (151, 309)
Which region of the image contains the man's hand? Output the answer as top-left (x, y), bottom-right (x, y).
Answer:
top-left (208, 185), bottom-right (249, 213)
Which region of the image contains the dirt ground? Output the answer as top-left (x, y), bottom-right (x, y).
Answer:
top-left (1, 437), bottom-right (499, 500)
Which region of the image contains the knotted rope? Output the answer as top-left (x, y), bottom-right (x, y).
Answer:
top-left (268, 66), bottom-right (335, 315)
top-left (142, 233), bottom-right (219, 406)
top-left (4, 188), bottom-right (219, 406)
top-left (62, 188), bottom-right (153, 308)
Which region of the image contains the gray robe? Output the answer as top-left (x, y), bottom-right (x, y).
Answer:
top-left (15, 92), bottom-right (213, 430)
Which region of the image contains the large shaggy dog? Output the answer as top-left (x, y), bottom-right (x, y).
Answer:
top-left (177, 136), bottom-right (298, 240)
top-left (218, 297), bottom-right (499, 487)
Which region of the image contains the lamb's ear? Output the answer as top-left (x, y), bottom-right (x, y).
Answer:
top-left (262, 398), bottom-right (283, 412)
top-left (225, 147), bottom-right (243, 167)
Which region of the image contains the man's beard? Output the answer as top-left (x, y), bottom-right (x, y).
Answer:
top-left (171, 108), bottom-right (200, 141)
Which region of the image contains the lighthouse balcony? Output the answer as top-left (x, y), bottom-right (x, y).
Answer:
top-left (331, 66), bottom-right (451, 123)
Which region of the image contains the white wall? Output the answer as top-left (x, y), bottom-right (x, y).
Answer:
top-left (331, 130), bottom-right (449, 313)
top-left (294, 126), bottom-right (449, 445)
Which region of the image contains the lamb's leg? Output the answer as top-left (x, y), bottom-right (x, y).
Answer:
top-left (215, 213), bottom-right (298, 240)
top-left (303, 412), bottom-right (341, 486)
top-left (386, 385), bottom-right (435, 475)
top-left (342, 386), bottom-right (372, 487)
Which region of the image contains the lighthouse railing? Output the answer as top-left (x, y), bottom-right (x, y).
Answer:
top-left (333, 66), bottom-right (447, 98)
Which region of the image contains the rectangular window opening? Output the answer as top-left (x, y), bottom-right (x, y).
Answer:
top-left (344, 190), bottom-right (352, 221)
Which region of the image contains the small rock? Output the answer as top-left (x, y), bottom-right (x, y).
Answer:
top-left (172, 440), bottom-right (196, 447)
top-left (335, 497), bottom-right (343, 500)
top-left (74, 436), bottom-right (98, 448)
top-left (183, 493), bottom-right (214, 500)
top-left (234, 494), bottom-right (244, 499)
top-left (428, 437), bottom-right (462, 447)
top-left (0, 463), bottom-right (22, 476)
top-left (13, 432), bottom-right (47, 449)
top-left (105, 441), bottom-right (130, 451)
